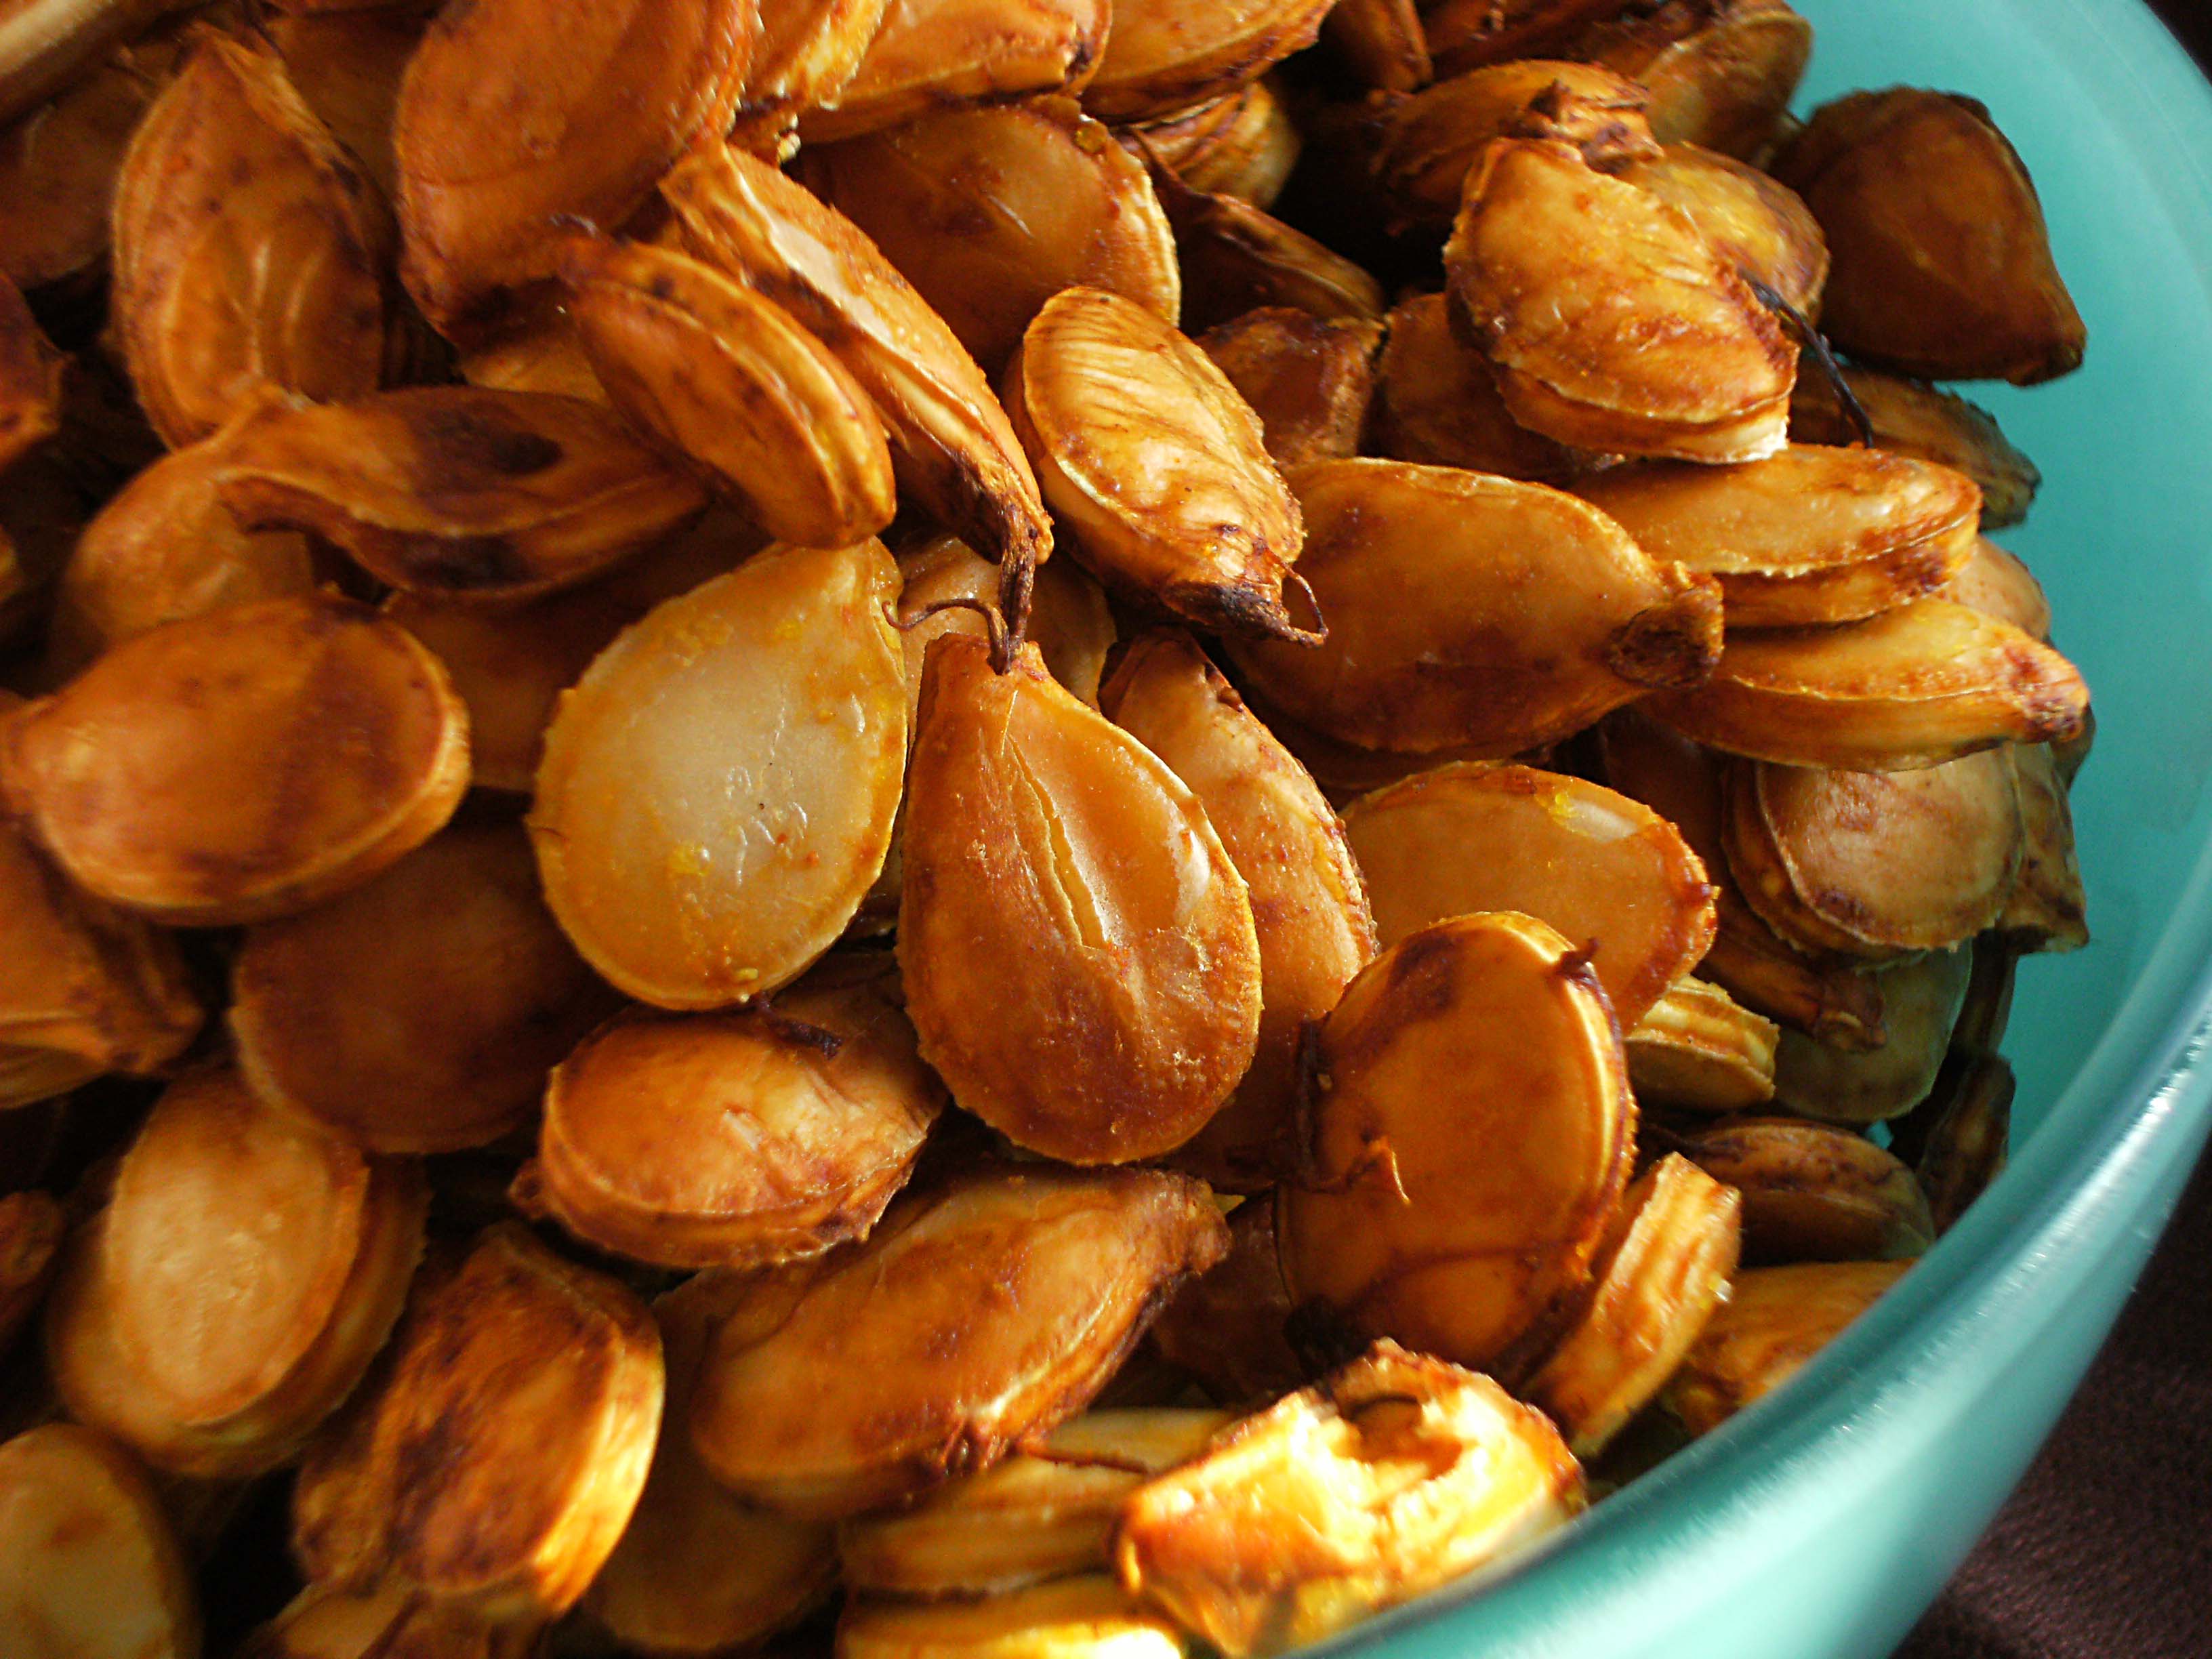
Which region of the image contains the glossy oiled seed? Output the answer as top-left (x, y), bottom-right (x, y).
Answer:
top-left (1145, 1195), bottom-right (1308, 1407)
top-left (1666, 1260), bottom-right (1912, 1435)
top-left (1446, 139), bottom-right (1798, 464)
top-left (1009, 287), bottom-right (1308, 642)
top-left (1278, 913), bottom-right (1635, 1375)
top-left (1321, 0), bottom-right (1431, 91)
top-left (1942, 536), bottom-right (2053, 640)
top-left (289, 1224), bottom-right (663, 1622)
top-left (2000, 741), bottom-right (2089, 952)
top-left (531, 539), bottom-right (907, 1008)
top-left (1198, 307), bottom-right (1380, 472)
top-left (0, 1423), bottom-right (200, 1659)
top-left (688, 1165), bottom-right (1229, 1518)
top-left (1525, 1154), bottom-right (1742, 1457)
top-left (1155, 171), bottom-right (1387, 335)
top-left (1111, 1342), bottom-right (1584, 1658)
top-left (3, 592), bottom-right (469, 926)
top-left (1101, 632), bottom-right (1376, 1190)
top-left (900, 636), bottom-right (1261, 1166)
top-left (802, 98), bottom-right (1180, 375)
top-left (266, 6), bottom-right (426, 201)
top-left (1616, 143), bottom-right (1828, 319)
top-left (1626, 977), bottom-right (1781, 1115)
top-left (240, 1580), bottom-right (541, 1659)
top-left (1575, 0), bottom-right (1812, 159)
top-left (895, 535), bottom-right (1117, 720)
top-left (46, 1069), bottom-right (425, 1477)
top-left (1791, 370), bottom-right (2043, 531)
top-left (840, 1575), bottom-right (1187, 1659)
top-left (1672, 1117), bottom-right (1935, 1264)
top-left (527, 955), bottom-right (944, 1269)
top-left (1578, 445), bottom-right (1980, 628)
top-left (229, 821), bottom-right (611, 1155)
top-left (1368, 294), bottom-right (1599, 484)
top-left (838, 1408), bottom-right (1231, 1596)
top-left (729, 0), bottom-right (894, 146)
top-left (1771, 945), bottom-right (1973, 1126)
top-left (1226, 459), bottom-right (1721, 758)
top-left (1082, 0), bottom-right (1336, 124)
top-left (1130, 75), bottom-right (1303, 206)
top-left (112, 28), bottom-right (391, 448)
top-left (1343, 762), bottom-right (1716, 1031)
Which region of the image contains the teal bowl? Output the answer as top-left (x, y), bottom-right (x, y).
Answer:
top-left (1330, 3), bottom-right (2212, 1654)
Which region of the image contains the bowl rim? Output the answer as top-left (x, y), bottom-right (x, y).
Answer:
top-left (1305, 0), bottom-right (2212, 1649)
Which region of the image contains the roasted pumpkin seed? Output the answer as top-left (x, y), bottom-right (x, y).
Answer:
top-left (1999, 741), bottom-right (2088, 952)
top-left (797, 0), bottom-right (1107, 145)
top-left (1576, 0), bottom-right (1813, 159)
top-left (1665, 1259), bottom-right (1910, 1435)
top-left (1769, 945), bottom-right (1971, 1126)
top-left (842, 1576), bottom-right (1186, 1659)
top-left (1146, 1195), bottom-right (1308, 1407)
top-left (1625, 976), bottom-right (1780, 1113)
top-left (1198, 307), bottom-right (1380, 472)
top-left (1790, 369), bottom-right (2043, 530)
top-left (1368, 293), bottom-right (1602, 483)
top-left (1940, 535), bottom-right (2053, 641)
top-left (1615, 142), bottom-right (1828, 316)
top-left (1082, 0), bottom-right (1335, 125)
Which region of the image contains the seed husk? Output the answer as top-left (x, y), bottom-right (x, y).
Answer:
top-left (1771, 89), bottom-right (2085, 385)
top-left (1344, 761), bottom-right (1717, 1030)
top-left (1615, 142), bottom-right (1827, 316)
top-left (1665, 1259), bottom-right (1911, 1435)
top-left (3, 591), bottom-right (469, 926)
top-left (392, 0), bottom-right (755, 331)
top-left (1226, 459), bottom-right (1721, 758)
top-left (1082, 0), bottom-right (1336, 125)
top-left (1916, 1048), bottom-right (2013, 1234)
top-left (1278, 912), bottom-right (1635, 1374)
top-left (111, 28), bottom-right (391, 448)
top-left (1198, 307), bottom-right (1380, 472)
top-left (663, 140), bottom-right (1052, 581)
top-left (1575, 0), bottom-right (1813, 160)
top-left (1671, 1116), bottom-right (1933, 1264)
top-left (240, 1580), bottom-right (543, 1659)
top-left (1940, 535), bottom-right (2052, 640)
top-left (1368, 293), bottom-right (1605, 483)
top-left (1790, 369), bottom-right (2043, 529)
top-left (1625, 976), bottom-right (1780, 1114)
top-left (527, 956), bottom-right (944, 1270)
top-left (732, 0), bottom-right (894, 150)
top-left (0, 1422), bottom-right (200, 1659)
top-left (1525, 1153), bottom-right (1742, 1457)
top-left (900, 634), bottom-right (1262, 1166)
top-left (1723, 750), bottom-right (2022, 960)
top-left (229, 821), bottom-right (611, 1155)
top-left (1101, 632), bottom-right (1376, 1190)
top-left (1129, 76), bottom-right (1303, 207)
top-left (214, 386), bottom-right (712, 607)
top-left (530, 538), bottom-right (907, 1009)
top-left (1111, 1340), bottom-right (1584, 1658)
top-left (1770, 946), bottom-right (1972, 1127)
top-left (1008, 287), bottom-right (1308, 642)
top-left (1646, 598), bottom-right (2088, 771)
top-left (1446, 138), bottom-right (1798, 464)
top-left (289, 1224), bottom-right (663, 1622)
top-left (838, 1407), bottom-right (1231, 1597)
top-left (688, 1165), bottom-right (1229, 1518)
top-left (801, 97), bottom-right (1180, 375)
top-left (1998, 741), bottom-right (2088, 952)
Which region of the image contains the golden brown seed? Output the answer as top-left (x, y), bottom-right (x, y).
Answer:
top-left (1368, 293), bottom-right (1601, 483)
top-left (1673, 1118), bottom-right (1934, 1264)
top-left (1446, 139), bottom-right (1797, 464)
top-left (1278, 912), bottom-right (1635, 1374)
top-left (0, 1189), bottom-right (62, 1356)
top-left (1582, 446), bottom-right (1980, 628)
top-left (583, 1272), bottom-right (838, 1658)
top-left (895, 534), bottom-right (1117, 720)
top-left (1226, 459), bottom-right (1721, 758)
top-left (289, 1225), bottom-right (663, 1621)
top-left (1422, 0), bottom-right (1628, 75)
top-left (530, 539), bottom-right (907, 1009)
top-left (392, 0), bottom-right (754, 331)
top-left (1917, 1050), bottom-right (2013, 1233)
top-left (46, 1069), bottom-right (426, 1477)
top-left (1130, 76), bottom-right (1302, 207)
top-left (1372, 61), bottom-right (1655, 230)
top-left (840, 1576), bottom-right (1186, 1659)
top-left (1153, 171), bottom-right (1388, 334)
top-left (110, 28), bottom-right (390, 449)
top-left (1525, 1154), bottom-right (1742, 1457)
top-left (562, 235), bottom-right (897, 548)
top-left (44, 434), bottom-right (316, 682)
top-left (1144, 1196), bottom-right (1307, 1407)
top-left (527, 958), bottom-right (944, 1270)
top-left (1790, 369), bottom-right (2042, 530)
top-left (3, 592), bottom-right (468, 926)
top-left (1111, 1341), bottom-right (1584, 1658)
top-left (802, 98), bottom-right (1181, 375)
top-left (838, 1408), bottom-right (1231, 1596)
top-left (731, 0), bottom-right (895, 148)
top-left (1574, 0), bottom-right (1813, 159)
top-left (0, 1423), bottom-right (201, 1659)
top-left (1101, 632), bottom-right (1377, 1189)
top-left (1665, 1260), bottom-right (1911, 1435)
top-left (0, 269), bottom-right (60, 470)
top-left (384, 509), bottom-right (761, 795)
top-left (241, 1580), bottom-right (542, 1659)
top-left (1999, 741), bottom-right (2088, 952)
top-left (1626, 977), bottom-right (1780, 1115)
top-left (1082, 0), bottom-right (1335, 124)
top-left (1616, 143), bottom-right (1828, 319)
top-left (1198, 307), bottom-right (1380, 471)
top-left (266, 6), bottom-right (425, 203)
top-left (228, 821), bottom-right (611, 1155)
top-left (663, 140), bottom-right (1052, 577)
top-left (900, 635), bottom-right (1262, 1166)
top-left (1320, 0), bottom-right (1431, 92)
top-left (797, 0), bottom-right (1108, 145)
top-left (1770, 946), bottom-right (1972, 1126)
top-left (1772, 89), bottom-right (2085, 384)
top-left (1009, 287), bottom-right (1307, 641)
top-left (689, 1166), bottom-right (1229, 1518)
top-left (214, 386), bottom-right (712, 607)
top-left (1343, 762), bottom-right (1716, 1031)
top-left (1941, 536), bottom-right (2053, 640)
top-left (455, 295), bottom-right (607, 405)
top-left (1724, 752), bottom-right (2022, 960)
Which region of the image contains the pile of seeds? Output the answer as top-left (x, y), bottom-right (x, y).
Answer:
top-left (0, 0), bottom-right (2092, 1655)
